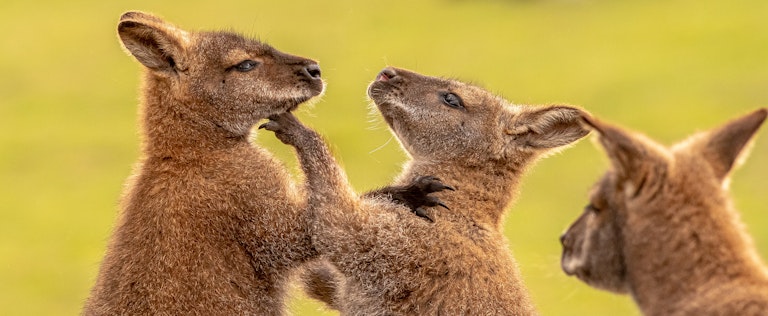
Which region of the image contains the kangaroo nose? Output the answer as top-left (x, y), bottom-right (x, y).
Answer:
top-left (303, 64), bottom-right (321, 79)
top-left (376, 67), bottom-right (397, 82)
top-left (559, 233), bottom-right (567, 246)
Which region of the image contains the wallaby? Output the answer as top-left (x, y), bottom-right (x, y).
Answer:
top-left (263, 67), bottom-right (590, 315)
top-left (83, 11), bottom-right (324, 315)
top-left (560, 109), bottom-right (768, 315)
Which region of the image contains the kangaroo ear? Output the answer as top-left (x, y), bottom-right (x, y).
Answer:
top-left (700, 108), bottom-right (767, 180)
top-left (583, 114), bottom-right (652, 186)
top-left (117, 11), bottom-right (188, 73)
top-left (504, 105), bottom-right (590, 150)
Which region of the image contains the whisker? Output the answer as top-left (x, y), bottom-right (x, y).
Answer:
top-left (365, 98), bottom-right (386, 131)
top-left (369, 135), bottom-right (394, 154)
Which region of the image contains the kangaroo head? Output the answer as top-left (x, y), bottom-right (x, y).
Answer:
top-left (560, 108), bottom-right (767, 294)
top-left (117, 11), bottom-right (324, 136)
top-left (367, 67), bottom-right (589, 166)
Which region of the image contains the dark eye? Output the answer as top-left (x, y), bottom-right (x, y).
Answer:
top-left (585, 203), bottom-right (600, 214)
top-left (442, 92), bottom-right (464, 109)
top-left (234, 60), bottom-right (259, 72)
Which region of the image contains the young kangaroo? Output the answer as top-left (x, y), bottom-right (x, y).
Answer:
top-left (560, 109), bottom-right (768, 315)
top-left (83, 12), bottom-right (324, 315)
top-left (264, 67), bottom-right (590, 315)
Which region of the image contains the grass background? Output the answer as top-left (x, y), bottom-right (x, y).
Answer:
top-left (2, 0), bottom-right (767, 314)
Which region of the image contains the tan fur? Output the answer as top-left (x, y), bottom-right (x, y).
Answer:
top-left (83, 11), bottom-right (323, 315)
top-left (561, 109), bottom-right (768, 315)
top-left (267, 67), bottom-right (589, 315)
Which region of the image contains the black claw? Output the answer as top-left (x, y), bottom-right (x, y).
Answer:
top-left (413, 208), bottom-right (434, 222)
top-left (418, 177), bottom-right (455, 194)
top-left (424, 196), bottom-right (440, 207)
top-left (366, 175), bottom-right (455, 223)
top-left (258, 123), bottom-right (268, 130)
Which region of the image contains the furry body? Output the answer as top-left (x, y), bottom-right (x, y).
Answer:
top-left (269, 67), bottom-right (590, 315)
top-left (84, 11), bottom-right (323, 315)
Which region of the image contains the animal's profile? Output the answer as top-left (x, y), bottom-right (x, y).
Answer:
top-left (561, 109), bottom-right (768, 315)
top-left (84, 11), bottom-right (324, 315)
top-left (265, 67), bottom-right (590, 315)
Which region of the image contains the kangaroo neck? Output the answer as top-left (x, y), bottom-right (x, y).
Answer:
top-left (397, 158), bottom-right (523, 230)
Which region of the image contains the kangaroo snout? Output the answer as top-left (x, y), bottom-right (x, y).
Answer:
top-left (376, 67), bottom-right (398, 82)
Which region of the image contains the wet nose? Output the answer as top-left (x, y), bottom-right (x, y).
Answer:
top-left (303, 64), bottom-right (321, 79)
top-left (376, 67), bottom-right (397, 81)
top-left (559, 233), bottom-right (567, 246)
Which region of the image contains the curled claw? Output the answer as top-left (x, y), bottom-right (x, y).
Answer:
top-left (257, 112), bottom-right (315, 146)
top-left (418, 176), bottom-right (455, 194)
top-left (430, 182), bottom-right (455, 193)
top-left (258, 121), bottom-right (277, 131)
top-left (423, 195), bottom-right (450, 210)
top-left (414, 208), bottom-right (434, 222)
top-left (258, 114), bottom-right (286, 131)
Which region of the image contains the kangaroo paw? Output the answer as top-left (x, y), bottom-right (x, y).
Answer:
top-left (367, 176), bottom-right (455, 222)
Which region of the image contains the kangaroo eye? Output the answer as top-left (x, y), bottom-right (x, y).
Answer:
top-left (585, 203), bottom-right (600, 214)
top-left (441, 93), bottom-right (464, 109)
top-left (234, 60), bottom-right (259, 72)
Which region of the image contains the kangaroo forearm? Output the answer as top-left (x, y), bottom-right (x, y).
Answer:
top-left (293, 132), bottom-right (356, 211)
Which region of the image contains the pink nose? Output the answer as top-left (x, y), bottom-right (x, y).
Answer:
top-left (376, 67), bottom-right (397, 81)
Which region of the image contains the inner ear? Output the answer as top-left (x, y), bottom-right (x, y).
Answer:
top-left (700, 108), bottom-right (767, 180)
top-left (506, 105), bottom-right (590, 149)
top-left (117, 18), bottom-right (186, 72)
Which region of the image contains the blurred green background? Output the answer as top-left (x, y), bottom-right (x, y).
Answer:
top-left (2, 0), bottom-right (767, 314)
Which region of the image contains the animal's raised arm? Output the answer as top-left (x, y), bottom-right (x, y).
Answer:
top-left (260, 112), bottom-right (357, 211)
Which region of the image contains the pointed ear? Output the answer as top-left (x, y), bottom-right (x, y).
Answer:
top-left (700, 108), bottom-right (767, 180)
top-left (582, 114), bottom-right (651, 183)
top-left (117, 11), bottom-right (188, 73)
top-left (504, 105), bottom-right (590, 150)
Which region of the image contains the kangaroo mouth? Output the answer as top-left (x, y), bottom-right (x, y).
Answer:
top-left (286, 79), bottom-right (325, 111)
top-left (561, 255), bottom-right (577, 276)
top-left (303, 78), bottom-right (325, 99)
top-left (283, 95), bottom-right (310, 112)
top-left (367, 68), bottom-right (406, 124)
top-left (368, 81), bottom-right (394, 103)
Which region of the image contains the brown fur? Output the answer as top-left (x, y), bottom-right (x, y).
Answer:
top-left (265, 67), bottom-right (590, 315)
top-left (561, 109), bottom-right (768, 315)
top-left (83, 11), bottom-right (323, 315)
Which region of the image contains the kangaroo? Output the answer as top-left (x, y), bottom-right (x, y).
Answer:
top-left (83, 11), bottom-right (324, 315)
top-left (560, 109), bottom-right (768, 315)
top-left (263, 67), bottom-right (590, 315)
